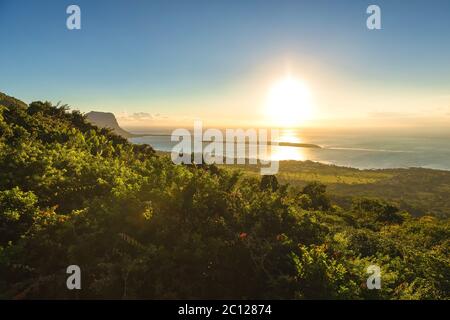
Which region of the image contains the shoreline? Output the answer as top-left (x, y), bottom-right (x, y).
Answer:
top-left (152, 150), bottom-right (450, 173)
top-left (129, 135), bottom-right (322, 149)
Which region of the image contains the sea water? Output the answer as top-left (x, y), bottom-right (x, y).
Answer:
top-left (128, 128), bottom-right (450, 171)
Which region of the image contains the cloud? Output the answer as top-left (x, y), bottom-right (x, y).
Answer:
top-left (367, 112), bottom-right (415, 119)
top-left (130, 112), bottom-right (153, 120)
top-left (118, 112), bottom-right (166, 122)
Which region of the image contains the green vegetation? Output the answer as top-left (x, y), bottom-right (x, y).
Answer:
top-left (0, 92), bottom-right (448, 299)
top-left (228, 161), bottom-right (450, 218)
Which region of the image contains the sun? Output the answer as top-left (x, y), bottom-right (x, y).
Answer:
top-left (265, 75), bottom-right (313, 127)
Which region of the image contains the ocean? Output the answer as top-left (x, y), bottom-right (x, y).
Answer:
top-left (128, 128), bottom-right (450, 171)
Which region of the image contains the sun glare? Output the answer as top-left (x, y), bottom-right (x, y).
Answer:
top-left (265, 75), bottom-right (313, 127)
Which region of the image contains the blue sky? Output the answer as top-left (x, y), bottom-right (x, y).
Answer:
top-left (1, 0), bottom-right (449, 127)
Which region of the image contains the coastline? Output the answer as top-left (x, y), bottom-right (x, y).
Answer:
top-left (152, 150), bottom-right (450, 218)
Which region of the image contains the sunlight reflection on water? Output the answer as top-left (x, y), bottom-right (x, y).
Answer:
top-left (269, 128), bottom-right (307, 161)
top-left (128, 127), bottom-right (450, 171)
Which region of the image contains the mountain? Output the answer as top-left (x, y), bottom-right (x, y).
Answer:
top-left (85, 111), bottom-right (134, 138)
top-left (0, 92), bottom-right (28, 110)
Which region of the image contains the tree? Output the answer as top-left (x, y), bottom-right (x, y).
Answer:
top-left (301, 182), bottom-right (331, 211)
top-left (260, 175), bottom-right (279, 192)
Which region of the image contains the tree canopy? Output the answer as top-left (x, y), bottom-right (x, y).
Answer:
top-left (0, 93), bottom-right (448, 299)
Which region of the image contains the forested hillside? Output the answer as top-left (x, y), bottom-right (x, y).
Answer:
top-left (227, 161), bottom-right (450, 219)
top-left (0, 92), bottom-right (448, 299)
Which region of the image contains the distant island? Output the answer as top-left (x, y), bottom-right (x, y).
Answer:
top-left (276, 142), bottom-right (321, 148)
top-left (201, 140), bottom-right (321, 149)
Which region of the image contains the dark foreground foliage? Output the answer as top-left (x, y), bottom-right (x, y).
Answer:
top-left (0, 93), bottom-right (448, 299)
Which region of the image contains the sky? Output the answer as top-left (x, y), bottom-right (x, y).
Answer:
top-left (1, 0), bottom-right (450, 129)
